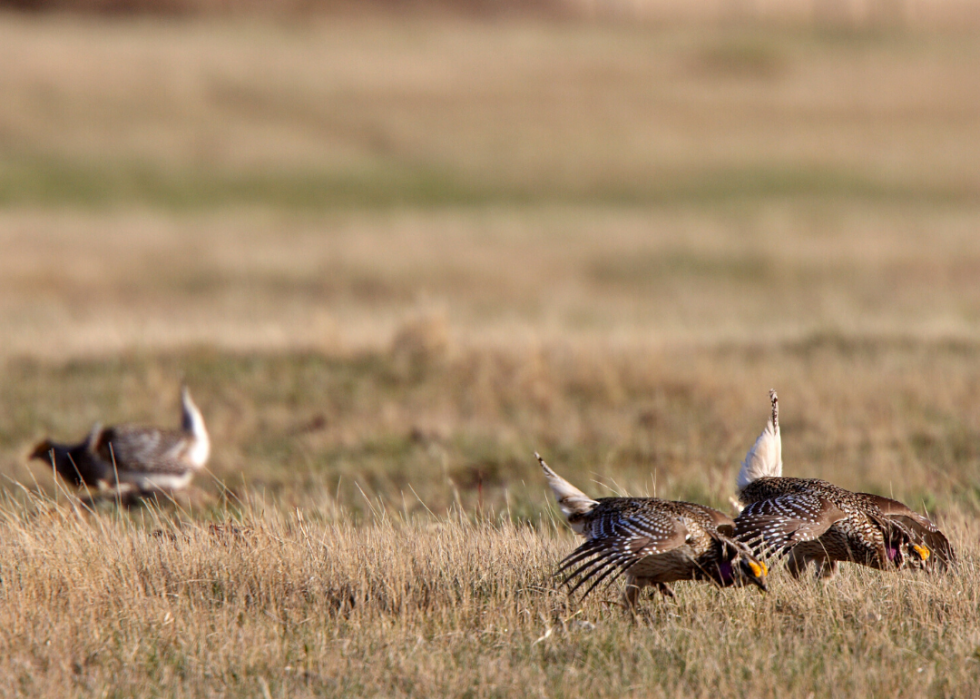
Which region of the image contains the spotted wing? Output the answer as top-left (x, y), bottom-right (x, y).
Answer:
top-left (95, 426), bottom-right (191, 475)
top-left (679, 501), bottom-right (737, 537)
top-left (856, 493), bottom-right (956, 569)
top-left (557, 510), bottom-right (688, 601)
top-left (735, 494), bottom-right (845, 559)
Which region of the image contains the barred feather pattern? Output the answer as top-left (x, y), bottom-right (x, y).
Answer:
top-left (734, 390), bottom-right (954, 577)
top-left (95, 426), bottom-right (200, 476)
top-left (557, 497), bottom-right (767, 602)
top-left (853, 492), bottom-right (956, 571)
top-left (736, 476), bottom-right (924, 575)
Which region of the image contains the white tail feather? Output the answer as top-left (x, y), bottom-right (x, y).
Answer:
top-left (536, 452), bottom-right (598, 533)
top-left (85, 422), bottom-right (103, 450)
top-left (180, 385), bottom-right (211, 469)
top-left (737, 389), bottom-right (782, 491)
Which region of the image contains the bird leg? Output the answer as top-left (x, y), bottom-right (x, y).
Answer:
top-left (622, 577), bottom-right (674, 611)
top-left (786, 549), bottom-right (810, 579)
top-left (815, 559), bottom-right (838, 579)
top-left (623, 579), bottom-right (643, 609)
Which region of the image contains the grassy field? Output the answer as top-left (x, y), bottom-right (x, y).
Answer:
top-left (0, 502), bottom-right (977, 698)
top-left (1, 11), bottom-right (980, 697)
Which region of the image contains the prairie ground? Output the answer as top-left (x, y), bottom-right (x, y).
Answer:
top-left (0, 10), bottom-right (979, 698)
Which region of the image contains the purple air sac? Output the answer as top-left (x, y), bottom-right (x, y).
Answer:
top-left (887, 546), bottom-right (899, 562)
top-left (718, 560), bottom-right (734, 584)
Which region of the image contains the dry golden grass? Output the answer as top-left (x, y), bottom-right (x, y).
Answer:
top-left (5, 339), bottom-right (980, 517)
top-left (0, 493), bottom-right (977, 698)
top-left (2, 16), bottom-right (980, 198)
top-left (2, 16), bottom-right (980, 357)
top-left (1, 13), bottom-right (980, 697)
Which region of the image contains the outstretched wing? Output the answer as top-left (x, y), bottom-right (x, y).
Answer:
top-left (679, 501), bottom-right (737, 537)
top-left (856, 493), bottom-right (956, 570)
top-left (557, 510), bottom-right (688, 601)
top-left (735, 494), bottom-right (845, 559)
top-left (95, 426), bottom-right (192, 475)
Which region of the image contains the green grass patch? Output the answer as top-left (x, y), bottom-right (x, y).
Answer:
top-left (0, 156), bottom-right (974, 211)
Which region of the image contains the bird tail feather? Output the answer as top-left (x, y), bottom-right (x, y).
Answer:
top-left (737, 389), bottom-right (782, 491)
top-left (536, 453), bottom-right (598, 529)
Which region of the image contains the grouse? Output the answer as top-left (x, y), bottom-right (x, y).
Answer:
top-left (538, 453), bottom-right (767, 607)
top-left (734, 390), bottom-right (953, 577)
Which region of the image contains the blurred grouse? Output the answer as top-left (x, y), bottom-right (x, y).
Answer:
top-left (30, 385), bottom-right (211, 493)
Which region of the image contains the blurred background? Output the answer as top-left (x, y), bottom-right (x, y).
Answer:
top-left (1, 0), bottom-right (979, 518)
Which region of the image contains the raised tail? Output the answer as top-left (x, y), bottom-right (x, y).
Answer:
top-left (84, 422), bottom-right (103, 450)
top-left (180, 385), bottom-right (211, 468)
top-left (180, 386), bottom-right (203, 432)
top-left (737, 389), bottom-right (782, 492)
top-left (536, 452), bottom-right (598, 534)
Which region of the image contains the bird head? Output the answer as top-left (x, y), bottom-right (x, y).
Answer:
top-left (28, 440), bottom-right (56, 463)
top-left (736, 556), bottom-right (769, 592)
top-left (902, 542), bottom-right (933, 571)
top-left (712, 539), bottom-right (768, 592)
top-left (883, 525), bottom-right (932, 570)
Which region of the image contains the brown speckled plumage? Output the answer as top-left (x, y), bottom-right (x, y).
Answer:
top-left (538, 454), bottom-right (767, 606)
top-left (734, 391), bottom-right (954, 577)
top-left (738, 476), bottom-right (906, 576)
top-left (29, 386), bottom-right (211, 493)
top-left (852, 492), bottom-right (955, 571)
